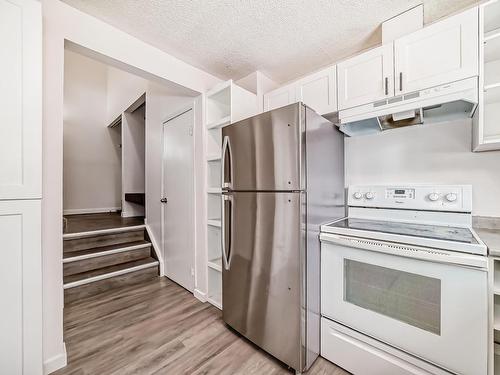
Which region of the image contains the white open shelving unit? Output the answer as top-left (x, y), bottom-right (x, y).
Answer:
top-left (491, 258), bottom-right (500, 374)
top-left (475, 0), bottom-right (500, 151)
top-left (205, 80), bottom-right (258, 309)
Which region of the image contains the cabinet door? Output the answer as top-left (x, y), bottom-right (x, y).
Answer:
top-left (337, 44), bottom-right (394, 110)
top-left (394, 7), bottom-right (479, 95)
top-left (295, 66), bottom-right (337, 114)
top-left (0, 200), bottom-right (42, 374)
top-left (264, 84), bottom-right (296, 112)
top-left (0, 0), bottom-right (42, 199)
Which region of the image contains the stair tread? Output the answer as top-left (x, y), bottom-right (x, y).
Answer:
top-left (64, 257), bottom-right (158, 284)
top-left (63, 240), bottom-right (151, 259)
top-left (63, 225), bottom-right (145, 240)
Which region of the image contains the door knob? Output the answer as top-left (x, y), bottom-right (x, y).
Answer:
top-left (160, 198), bottom-right (168, 203)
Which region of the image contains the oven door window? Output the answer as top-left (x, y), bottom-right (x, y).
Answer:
top-left (344, 259), bottom-right (441, 335)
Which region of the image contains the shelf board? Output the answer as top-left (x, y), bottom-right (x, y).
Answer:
top-left (207, 188), bottom-right (222, 194)
top-left (207, 257), bottom-right (222, 272)
top-left (207, 115), bottom-right (231, 129)
top-left (485, 34), bottom-right (500, 63)
top-left (486, 27), bottom-right (500, 42)
top-left (485, 84), bottom-right (500, 104)
top-left (207, 154), bottom-right (221, 162)
top-left (207, 297), bottom-right (222, 310)
top-left (485, 82), bottom-right (500, 91)
top-left (207, 219), bottom-right (221, 227)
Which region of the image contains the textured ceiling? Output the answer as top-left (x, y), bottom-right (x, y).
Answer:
top-left (61, 0), bottom-right (479, 83)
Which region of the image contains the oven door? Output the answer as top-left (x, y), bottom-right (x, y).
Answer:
top-left (320, 233), bottom-right (488, 375)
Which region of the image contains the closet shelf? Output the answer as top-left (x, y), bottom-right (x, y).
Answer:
top-left (208, 257), bottom-right (222, 272)
top-left (485, 27), bottom-right (500, 42)
top-left (207, 219), bottom-right (222, 228)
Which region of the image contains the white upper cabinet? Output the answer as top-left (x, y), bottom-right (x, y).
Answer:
top-left (264, 83), bottom-right (296, 112)
top-left (337, 44), bottom-right (394, 110)
top-left (394, 7), bottom-right (479, 95)
top-left (0, 0), bottom-right (42, 200)
top-left (295, 66), bottom-right (337, 114)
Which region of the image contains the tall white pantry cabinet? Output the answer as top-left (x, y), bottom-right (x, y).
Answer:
top-left (0, 0), bottom-right (43, 374)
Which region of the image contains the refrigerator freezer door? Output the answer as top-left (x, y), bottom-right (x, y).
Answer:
top-left (222, 103), bottom-right (304, 191)
top-left (222, 191), bottom-right (305, 371)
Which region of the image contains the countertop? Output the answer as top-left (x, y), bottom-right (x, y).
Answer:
top-left (473, 217), bottom-right (500, 256)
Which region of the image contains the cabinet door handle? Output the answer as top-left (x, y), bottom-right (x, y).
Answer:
top-left (384, 77), bottom-right (389, 95)
top-left (399, 72), bottom-right (403, 92)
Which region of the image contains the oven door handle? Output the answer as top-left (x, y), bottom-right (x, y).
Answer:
top-left (319, 233), bottom-right (488, 270)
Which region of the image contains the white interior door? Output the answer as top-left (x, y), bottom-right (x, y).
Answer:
top-left (161, 108), bottom-right (195, 291)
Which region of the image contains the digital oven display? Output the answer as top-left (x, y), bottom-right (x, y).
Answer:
top-left (386, 188), bottom-right (415, 199)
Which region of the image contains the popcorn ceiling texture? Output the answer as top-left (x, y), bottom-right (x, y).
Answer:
top-left (61, 0), bottom-right (478, 84)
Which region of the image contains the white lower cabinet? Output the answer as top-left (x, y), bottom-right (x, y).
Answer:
top-left (0, 200), bottom-right (42, 374)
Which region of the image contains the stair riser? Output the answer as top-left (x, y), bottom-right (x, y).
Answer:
top-left (64, 247), bottom-right (152, 277)
top-left (64, 266), bottom-right (159, 304)
top-left (64, 230), bottom-right (145, 253)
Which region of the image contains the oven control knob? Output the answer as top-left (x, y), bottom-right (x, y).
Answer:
top-left (445, 193), bottom-right (457, 202)
top-left (353, 192), bottom-right (363, 200)
top-left (365, 192), bottom-right (375, 200)
top-left (428, 193), bottom-right (440, 201)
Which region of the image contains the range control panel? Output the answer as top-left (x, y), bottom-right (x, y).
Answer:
top-left (348, 185), bottom-right (472, 212)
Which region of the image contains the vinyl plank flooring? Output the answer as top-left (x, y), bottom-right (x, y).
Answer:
top-left (63, 212), bottom-right (144, 234)
top-left (55, 277), bottom-right (350, 375)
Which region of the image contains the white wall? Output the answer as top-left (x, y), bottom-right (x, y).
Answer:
top-left (345, 119), bottom-right (500, 217)
top-left (42, 0), bottom-right (220, 372)
top-left (106, 66), bottom-right (148, 125)
top-left (63, 50), bottom-right (121, 214)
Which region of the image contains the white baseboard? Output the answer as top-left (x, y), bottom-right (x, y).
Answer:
top-left (194, 288), bottom-right (207, 303)
top-left (43, 342), bottom-right (67, 374)
top-left (63, 207), bottom-right (120, 215)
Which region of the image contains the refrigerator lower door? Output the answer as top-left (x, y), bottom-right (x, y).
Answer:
top-left (222, 191), bottom-right (309, 371)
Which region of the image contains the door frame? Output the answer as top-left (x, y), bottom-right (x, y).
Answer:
top-left (161, 105), bottom-right (195, 289)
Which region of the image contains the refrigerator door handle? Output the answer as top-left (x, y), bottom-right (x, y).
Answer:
top-left (221, 194), bottom-right (233, 270)
top-left (221, 135), bottom-right (233, 190)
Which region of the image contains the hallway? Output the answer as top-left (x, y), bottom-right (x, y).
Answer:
top-left (55, 277), bottom-right (349, 374)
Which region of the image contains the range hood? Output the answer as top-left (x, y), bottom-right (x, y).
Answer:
top-left (338, 77), bottom-right (478, 137)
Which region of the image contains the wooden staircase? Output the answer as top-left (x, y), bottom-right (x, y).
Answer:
top-left (63, 224), bottom-right (159, 304)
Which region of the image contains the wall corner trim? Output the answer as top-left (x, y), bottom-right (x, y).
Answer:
top-left (145, 224), bottom-right (165, 276)
top-left (43, 342), bottom-right (67, 375)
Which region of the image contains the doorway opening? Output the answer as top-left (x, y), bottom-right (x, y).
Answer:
top-left (61, 42), bottom-right (199, 306)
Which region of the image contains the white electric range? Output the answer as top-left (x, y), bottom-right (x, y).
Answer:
top-left (320, 185), bottom-right (488, 375)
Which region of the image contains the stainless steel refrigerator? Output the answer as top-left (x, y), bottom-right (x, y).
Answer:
top-left (221, 102), bottom-right (345, 372)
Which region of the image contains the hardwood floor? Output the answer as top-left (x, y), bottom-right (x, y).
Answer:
top-left (63, 212), bottom-right (144, 234)
top-left (55, 277), bottom-right (349, 375)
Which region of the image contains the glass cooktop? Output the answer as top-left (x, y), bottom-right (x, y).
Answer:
top-left (325, 217), bottom-right (478, 244)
